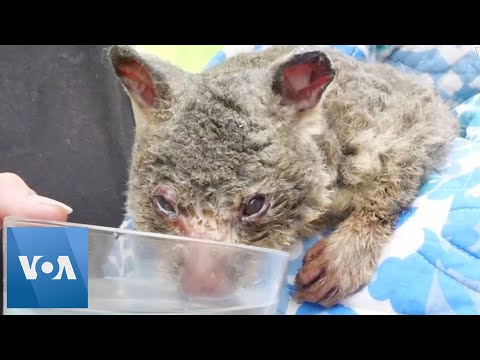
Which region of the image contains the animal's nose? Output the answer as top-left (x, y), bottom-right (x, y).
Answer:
top-left (177, 241), bottom-right (234, 298)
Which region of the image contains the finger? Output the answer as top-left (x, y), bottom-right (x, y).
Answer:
top-left (1, 194), bottom-right (72, 228)
top-left (0, 172), bottom-right (31, 191)
top-left (18, 194), bottom-right (72, 220)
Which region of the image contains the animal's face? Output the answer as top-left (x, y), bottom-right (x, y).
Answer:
top-left (109, 46), bottom-right (336, 250)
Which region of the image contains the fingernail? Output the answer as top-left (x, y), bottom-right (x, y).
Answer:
top-left (29, 195), bottom-right (74, 214)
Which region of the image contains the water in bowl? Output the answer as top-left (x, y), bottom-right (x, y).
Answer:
top-left (3, 277), bottom-right (279, 315)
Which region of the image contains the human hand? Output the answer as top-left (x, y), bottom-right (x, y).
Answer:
top-left (0, 173), bottom-right (73, 229)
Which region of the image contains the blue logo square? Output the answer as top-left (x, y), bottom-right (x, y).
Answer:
top-left (6, 227), bottom-right (88, 308)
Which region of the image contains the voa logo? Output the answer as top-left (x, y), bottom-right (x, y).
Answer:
top-left (6, 227), bottom-right (88, 309)
top-left (18, 255), bottom-right (77, 280)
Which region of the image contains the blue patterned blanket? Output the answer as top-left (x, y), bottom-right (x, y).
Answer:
top-left (119, 45), bottom-right (480, 315)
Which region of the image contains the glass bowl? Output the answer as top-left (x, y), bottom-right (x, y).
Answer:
top-left (2, 216), bottom-right (289, 315)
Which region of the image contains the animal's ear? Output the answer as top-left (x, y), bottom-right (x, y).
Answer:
top-left (271, 50), bottom-right (335, 111)
top-left (108, 45), bottom-right (178, 111)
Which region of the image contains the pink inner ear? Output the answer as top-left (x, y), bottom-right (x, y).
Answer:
top-left (282, 62), bottom-right (333, 110)
top-left (117, 60), bottom-right (157, 108)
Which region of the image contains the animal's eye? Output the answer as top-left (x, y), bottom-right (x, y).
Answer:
top-left (153, 195), bottom-right (176, 217)
top-left (242, 194), bottom-right (268, 218)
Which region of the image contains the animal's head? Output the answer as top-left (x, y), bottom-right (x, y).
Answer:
top-left (109, 45), bottom-right (336, 250)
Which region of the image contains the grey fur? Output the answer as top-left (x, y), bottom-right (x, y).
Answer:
top-left (108, 45), bottom-right (459, 307)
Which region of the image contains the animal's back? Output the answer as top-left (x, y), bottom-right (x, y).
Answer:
top-left (204, 45), bottom-right (297, 73)
top-left (312, 48), bottom-right (459, 214)
top-left (209, 44), bottom-right (458, 164)
top-left (207, 45), bottom-right (459, 212)
top-left (319, 47), bottom-right (459, 183)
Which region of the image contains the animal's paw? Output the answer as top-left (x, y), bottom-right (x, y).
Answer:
top-left (294, 237), bottom-right (373, 308)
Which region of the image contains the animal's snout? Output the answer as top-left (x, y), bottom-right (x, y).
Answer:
top-left (180, 266), bottom-right (232, 299)
top-left (177, 242), bottom-right (235, 299)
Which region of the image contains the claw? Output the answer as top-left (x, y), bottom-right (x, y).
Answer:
top-left (295, 265), bottom-right (326, 287)
top-left (303, 240), bottom-right (326, 264)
